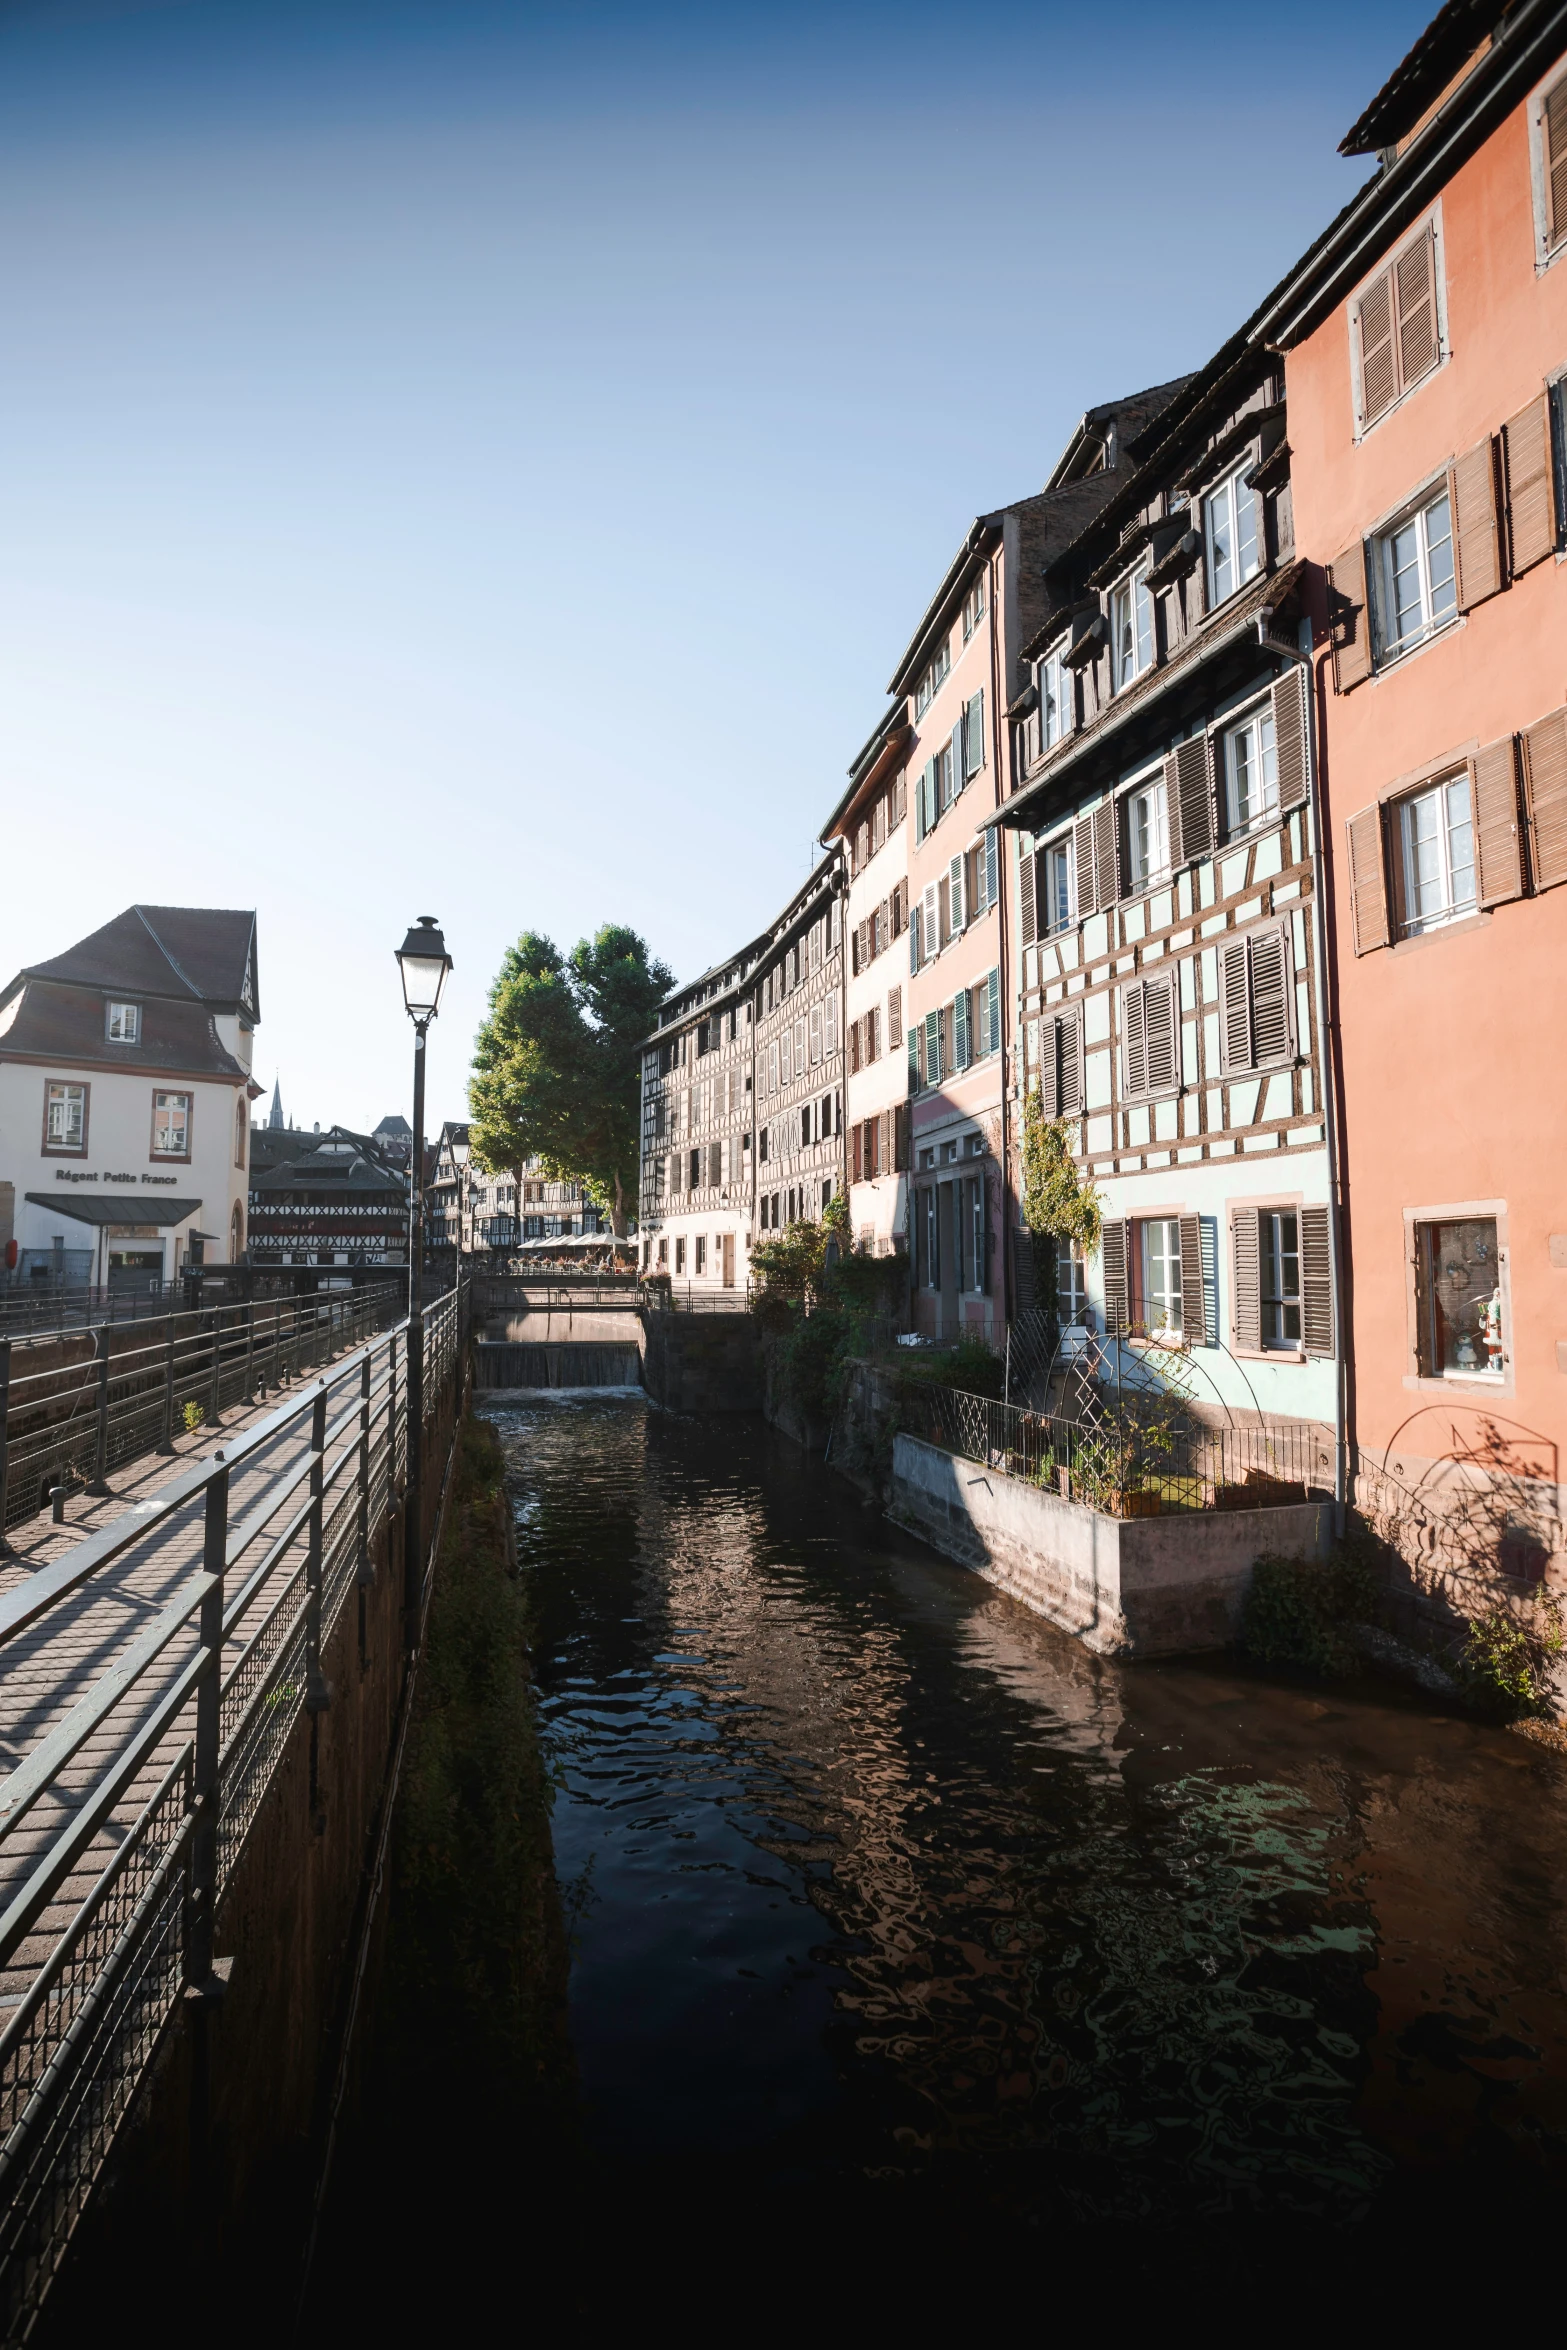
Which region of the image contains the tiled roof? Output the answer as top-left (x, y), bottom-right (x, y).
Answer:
top-left (12, 906), bottom-right (258, 1015)
top-left (0, 983), bottom-right (252, 1080)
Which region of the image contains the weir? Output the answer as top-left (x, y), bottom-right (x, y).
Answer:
top-left (470, 1272), bottom-right (645, 1391)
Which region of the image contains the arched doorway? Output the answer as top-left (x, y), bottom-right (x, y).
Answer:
top-left (230, 1201), bottom-right (245, 1262)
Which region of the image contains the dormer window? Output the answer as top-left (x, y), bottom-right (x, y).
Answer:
top-left (1039, 648), bottom-right (1070, 751)
top-left (961, 574), bottom-right (987, 642)
top-left (914, 636), bottom-right (951, 718)
top-left (107, 1001), bottom-right (140, 1044)
top-left (1203, 466), bottom-right (1261, 607)
top-left (1111, 565), bottom-right (1154, 689)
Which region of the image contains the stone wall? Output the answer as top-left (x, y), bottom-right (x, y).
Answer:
top-left (641, 1311), bottom-right (762, 1414)
top-left (889, 1432), bottom-right (1331, 1657)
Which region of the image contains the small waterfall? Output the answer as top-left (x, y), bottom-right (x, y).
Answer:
top-left (475, 1340), bottom-right (642, 1390)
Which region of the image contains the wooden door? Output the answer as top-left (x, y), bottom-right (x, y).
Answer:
top-left (721, 1234), bottom-right (735, 1288)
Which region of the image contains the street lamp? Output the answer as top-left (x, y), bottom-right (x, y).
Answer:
top-left (394, 915), bottom-right (452, 1642)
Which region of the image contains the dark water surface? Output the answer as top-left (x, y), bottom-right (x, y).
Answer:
top-left (492, 1392), bottom-right (1567, 2298)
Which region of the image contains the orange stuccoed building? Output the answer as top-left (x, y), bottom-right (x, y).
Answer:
top-left (1256, 0), bottom-right (1567, 1603)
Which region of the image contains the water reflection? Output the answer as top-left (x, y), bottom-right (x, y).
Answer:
top-left (487, 1393), bottom-right (1567, 2263)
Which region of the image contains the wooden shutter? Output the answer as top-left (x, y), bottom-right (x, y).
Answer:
top-left (851, 1123), bottom-right (862, 1183)
top-left (1173, 734), bottom-right (1214, 861)
top-left (1547, 72), bottom-right (1567, 250)
top-left (893, 772), bottom-right (906, 826)
top-left (1346, 804), bottom-right (1392, 951)
top-left (1074, 813), bottom-right (1097, 915)
top-left (880, 1110), bottom-right (893, 1174)
top-left (965, 690), bottom-right (985, 776)
top-left (1452, 436), bottom-right (1503, 608)
top-left (1249, 927), bottom-right (1292, 1064)
top-left (954, 986), bottom-right (971, 1069)
top-left (1059, 1006), bottom-right (1082, 1115)
top-left (1101, 1219), bottom-right (1128, 1333)
top-left (1122, 983), bottom-right (1147, 1095)
top-left (1163, 754), bottom-right (1185, 872)
top-left (948, 723), bottom-right (964, 803)
top-left (1039, 1015), bottom-right (1060, 1119)
top-left (1093, 798), bottom-right (1119, 905)
top-left (1178, 1214), bottom-right (1208, 1344)
top-left (1395, 225), bottom-right (1439, 392)
top-left (1299, 1205), bottom-right (1334, 1356)
top-left (1272, 668), bottom-right (1309, 811)
top-left (1219, 938), bottom-right (1251, 1068)
top-left (985, 827), bottom-right (999, 910)
top-left (1356, 267), bottom-right (1396, 427)
top-left (1146, 975), bottom-right (1177, 1093)
top-left (1232, 1211), bottom-right (1262, 1353)
top-left (1328, 540), bottom-right (1373, 692)
top-left (1522, 706), bottom-right (1567, 892)
top-left (1018, 844), bottom-right (1036, 946)
top-left (1502, 394), bottom-right (1555, 576)
top-left (1473, 735), bottom-right (1525, 906)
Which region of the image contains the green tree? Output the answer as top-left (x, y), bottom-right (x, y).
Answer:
top-left (468, 924), bottom-right (673, 1237)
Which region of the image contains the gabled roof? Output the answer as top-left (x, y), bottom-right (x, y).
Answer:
top-left (0, 982), bottom-right (252, 1081)
top-left (1339, 0), bottom-right (1507, 155)
top-left (8, 906), bottom-right (259, 1018)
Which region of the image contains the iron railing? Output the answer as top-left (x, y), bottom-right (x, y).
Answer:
top-left (896, 1382), bottom-right (1328, 1516)
top-left (0, 1284), bottom-right (406, 1538)
top-left (642, 1281), bottom-right (754, 1314)
top-left (0, 1286), bottom-right (468, 2338)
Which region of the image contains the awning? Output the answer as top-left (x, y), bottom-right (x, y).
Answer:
top-left (26, 1193), bottom-right (201, 1229)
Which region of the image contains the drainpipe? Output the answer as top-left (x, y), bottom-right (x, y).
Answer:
top-left (987, 542), bottom-right (1010, 1332)
top-left (1258, 606), bottom-right (1347, 1537)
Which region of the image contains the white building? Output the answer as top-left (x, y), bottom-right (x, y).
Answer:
top-left (0, 905), bottom-right (260, 1293)
top-left (823, 703), bottom-right (912, 1256)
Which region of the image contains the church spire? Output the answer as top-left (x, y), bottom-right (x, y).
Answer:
top-left (268, 1077), bottom-right (285, 1131)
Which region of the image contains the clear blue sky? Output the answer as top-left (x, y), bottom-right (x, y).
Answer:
top-left (0, 0), bottom-right (1426, 1134)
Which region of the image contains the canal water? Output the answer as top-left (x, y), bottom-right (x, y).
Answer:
top-left (479, 1390), bottom-right (1567, 2305)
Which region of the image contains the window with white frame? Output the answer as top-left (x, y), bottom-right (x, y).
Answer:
top-left (1039, 648), bottom-right (1070, 751)
top-left (1126, 773), bottom-right (1168, 888)
top-left (1416, 1215), bottom-right (1504, 1378)
top-left (1203, 466), bottom-right (1261, 606)
top-left (1530, 71), bottom-right (1566, 265)
top-left (106, 1001), bottom-right (140, 1044)
top-left (45, 1081), bottom-right (87, 1152)
top-left (1372, 486), bottom-right (1456, 661)
top-left (914, 637), bottom-right (951, 717)
top-left (1398, 772), bottom-right (1475, 935)
top-left (1222, 702), bottom-right (1279, 834)
top-left (1141, 1219), bottom-right (1183, 1336)
top-left (152, 1090), bottom-right (191, 1157)
top-left (961, 573), bottom-right (986, 641)
top-left (1056, 1239), bottom-right (1088, 1326)
top-left (1040, 836), bottom-right (1074, 936)
top-left (1261, 1211), bottom-right (1301, 1348)
top-left (1111, 564), bottom-right (1154, 689)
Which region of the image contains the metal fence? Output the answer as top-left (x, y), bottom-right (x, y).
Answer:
top-left (642, 1281), bottom-right (754, 1315)
top-left (0, 1285), bottom-right (468, 2338)
top-left (0, 1283), bottom-right (406, 1538)
top-left (895, 1381), bottom-right (1327, 1516)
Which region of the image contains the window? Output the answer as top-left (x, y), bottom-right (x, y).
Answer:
top-left (915, 637), bottom-right (951, 717)
top-left (106, 1001), bottom-right (140, 1044)
top-left (1126, 774), bottom-right (1169, 888)
top-left (1222, 703), bottom-right (1278, 834)
top-left (1219, 925), bottom-right (1294, 1069)
top-left (1373, 487), bottom-right (1456, 660)
top-left (235, 1097), bottom-right (248, 1169)
top-left (675, 1237), bottom-right (686, 1276)
top-left (44, 1080), bottom-right (87, 1154)
top-left (1057, 1240), bottom-right (1088, 1326)
top-left (1041, 836), bottom-right (1074, 935)
top-left (1141, 1219), bottom-right (1183, 1336)
top-left (695, 1236), bottom-right (707, 1276)
top-left (1203, 467), bottom-right (1261, 606)
top-left (887, 986), bottom-right (902, 1049)
top-left (962, 573), bottom-right (986, 640)
top-left (1037, 1007), bottom-right (1083, 1118)
top-left (1039, 649), bottom-right (1070, 752)
top-left (825, 992), bottom-right (839, 1057)
top-left (1398, 773), bottom-right (1475, 934)
top-left (1352, 222), bottom-right (1441, 433)
top-left (1417, 1216), bottom-right (1504, 1378)
top-left (962, 690), bottom-right (985, 779)
top-left (1111, 564), bottom-right (1154, 689)
top-left (810, 1004), bottom-right (823, 1065)
top-left (688, 1146), bottom-right (700, 1192)
top-left (923, 1008), bottom-right (942, 1087)
top-left (1121, 974), bottom-right (1178, 1097)
top-left (1261, 1212), bottom-right (1301, 1347)
top-left (1534, 72), bottom-right (1567, 262)
top-left (152, 1091), bottom-right (191, 1158)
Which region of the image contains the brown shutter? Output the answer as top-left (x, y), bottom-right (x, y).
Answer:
top-left (1074, 813), bottom-right (1097, 914)
top-left (1356, 267), bottom-right (1397, 426)
top-left (881, 1109), bottom-right (893, 1174)
top-left (1272, 667), bottom-right (1309, 810)
top-left (1173, 734), bottom-right (1214, 861)
top-left (1093, 798), bottom-right (1119, 904)
top-left (1395, 225), bottom-right (1439, 392)
top-left (1232, 1211), bottom-right (1262, 1353)
top-left (1178, 1213), bottom-right (1207, 1344)
top-left (851, 1123), bottom-right (862, 1183)
top-left (1019, 845), bottom-right (1037, 946)
top-left (896, 1103), bottom-right (911, 1172)
top-left (1547, 72), bottom-right (1567, 250)
top-left (1452, 436), bottom-right (1503, 609)
top-left (1219, 938), bottom-right (1251, 1069)
top-left (1121, 984), bottom-right (1147, 1096)
top-left (1101, 1218), bottom-right (1128, 1333)
top-left (1328, 540), bottom-right (1373, 692)
top-left (1039, 1015), bottom-right (1060, 1119)
top-left (1502, 394), bottom-right (1555, 576)
top-left (1059, 1006), bottom-right (1082, 1116)
top-left (1249, 927), bottom-right (1292, 1064)
top-left (1472, 735), bottom-right (1525, 906)
top-left (888, 984), bottom-right (902, 1047)
top-left (1163, 753), bottom-right (1184, 872)
top-left (1522, 706), bottom-right (1567, 892)
top-left (1299, 1205), bottom-right (1334, 1356)
top-left (1144, 975), bottom-right (1177, 1094)
top-left (1346, 805), bottom-right (1392, 952)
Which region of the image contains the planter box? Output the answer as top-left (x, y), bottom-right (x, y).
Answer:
top-left (889, 1434), bottom-right (1330, 1658)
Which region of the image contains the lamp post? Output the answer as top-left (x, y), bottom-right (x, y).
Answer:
top-left (394, 915), bottom-right (453, 1643)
